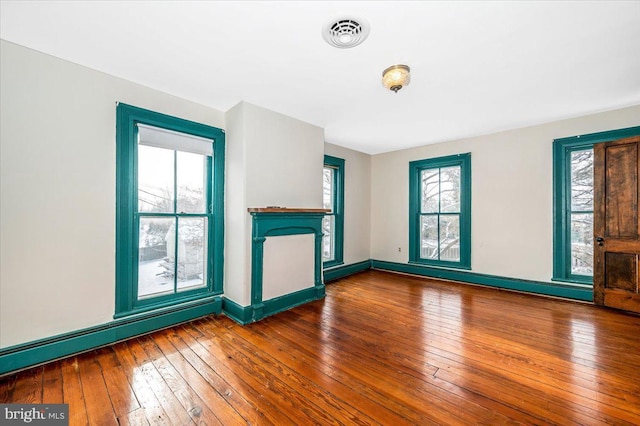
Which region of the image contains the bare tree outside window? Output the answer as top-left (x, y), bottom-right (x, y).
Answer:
top-left (322, 166), bottom-right (335, 261)
top-left (420, 166), bottom-right (461, 262)
top-left (570, 149), bottom-right (594, 275)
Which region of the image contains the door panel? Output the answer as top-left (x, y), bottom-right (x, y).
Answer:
top-left (593, 135), bottom-right (640, 313)
top-left (604, 143), bottom-right (637, 238)
top-left (604, 252), bottom-right (637, 291)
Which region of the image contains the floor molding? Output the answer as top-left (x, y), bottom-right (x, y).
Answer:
top-left (371, 260), bottom-right (593, 301)
top-left (0, 297), bottom-right (221, 375)
top-left (1, 259), bottom-right (593, 375)
top-left (324, 260), bottom-right (372, 282)
top-left (223, 286), bottom-right (325, 325)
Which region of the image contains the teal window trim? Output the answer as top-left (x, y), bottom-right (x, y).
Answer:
top-left (115, 103), bottom-right (225, 318)
top-left (552, 125), bottom-right (640, 285)
top-left (409, 153), bottom-right (471, 269)
top-left (323, 155), bottom-right (345, 268)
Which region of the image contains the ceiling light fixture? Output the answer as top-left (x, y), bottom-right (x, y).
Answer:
top-left (382, 64), bottom-right (411, 93)
top-left (322, 16), bottom-right (370, 49)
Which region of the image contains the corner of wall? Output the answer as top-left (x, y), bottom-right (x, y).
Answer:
top-left (224, 102), bottom-right (250, 305)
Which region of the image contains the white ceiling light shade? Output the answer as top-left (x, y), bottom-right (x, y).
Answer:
top-left (322, 16), bottom-right (370, 48)
top-left (382, 64), bottom-right (411, 93)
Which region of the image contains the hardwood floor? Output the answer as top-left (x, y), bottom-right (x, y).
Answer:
top-left (2, 270), bottom-right (640, 425)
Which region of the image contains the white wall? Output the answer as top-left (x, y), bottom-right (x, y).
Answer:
top-left (243, 103), bottom-right (324, 210)
top-left (223, 102), bottom-right (249, 305)
top-left (324, 142), bottom-right (372, 265)
top-left (225, 102), bottom-right (324, 306)
top-left (0, 41), bottom-right (225, 348)
top-left (371, 105), bottom-right (640, 283)
top-left (262, 234), bottom-right (315, 300)
top-left (0, 41), bottom-right (326, 348)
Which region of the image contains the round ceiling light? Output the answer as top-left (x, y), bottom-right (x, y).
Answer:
top-left (322, 16), bottom-right (370, 49)
top-left (382, 64), bottom-right (411, 93)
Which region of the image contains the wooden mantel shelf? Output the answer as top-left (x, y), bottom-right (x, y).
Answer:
top-left (248, 207), bottom-right (330, 213)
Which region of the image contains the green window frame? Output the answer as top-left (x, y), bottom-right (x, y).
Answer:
top-left (115, 103), bottom-right (225, 318)
top-left (323, 155), bottom-right (345, 268)
top-left (409, 153), bottom-right (471, 269)
top-left (552, 125), bottom-right (640, 285)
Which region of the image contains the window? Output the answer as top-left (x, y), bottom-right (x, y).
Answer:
top-left (323, 155), bottom-right (344, 268)
top-left (116, 103), bottom-right (225, 317)
top-left (552, 126), bottom-right (640, 284)
top-left (409, 153), bottom-right (471, 268)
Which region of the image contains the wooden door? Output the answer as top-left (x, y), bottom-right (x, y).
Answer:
top-left (593, 135), bottom-right (640, 313)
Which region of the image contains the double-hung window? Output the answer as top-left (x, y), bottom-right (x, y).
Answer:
top-left (322, 155), bottom-right (345, 268)
top-left (116, 104), bottom-right (225, 317)
top-left (409, 153), bottom-right (471, 268)
top-left (552, 126), bottom-right (640, 284)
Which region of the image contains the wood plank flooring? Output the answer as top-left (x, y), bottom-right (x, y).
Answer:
top-left (2, 270), bottom-right (640, 425)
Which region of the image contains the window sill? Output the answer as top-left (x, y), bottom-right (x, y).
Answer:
top-left (408, 260), bottom-right (472, 271)
top-left (323, 261), bottom-right (344, 270)
top-left (114, 292), bottom-right (221, 320)
top-left (550, 277), bottom-right (593, 287)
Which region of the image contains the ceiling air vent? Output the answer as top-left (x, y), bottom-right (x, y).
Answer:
top-left (322, 16), bottom-right (370, 49)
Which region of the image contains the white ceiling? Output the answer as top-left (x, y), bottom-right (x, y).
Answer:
top-left (1, 1), bottom-right (639, 154)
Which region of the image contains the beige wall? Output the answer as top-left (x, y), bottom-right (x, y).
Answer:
top-left (371, 105), bottom-right (640, 282)
top-left (223, 102), bottom-right (249, 304)
top-left (0, 41), bottom-right (325, 348)
top-left (225, 102), bottom-right (325, 306)
top-left (324, 142), bottom-right (372, 265)
top-left (0, 41), bottom-right (225, 348)
top-left (243, 103), bottom-right (324, 210)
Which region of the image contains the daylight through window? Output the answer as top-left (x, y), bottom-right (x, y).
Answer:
top-left (323, 155), bottom-right (345, 268)
top-left (137, 124), bottom-right (212, 299)
top-left (569, 149), bottom-right (594, 276)
top-left (409, 154), bottom-right (471, 268)
top-left (552, 126), bottom-right (640, 285)
top-left (322, 165), bottom-right (336, 262)
top-left (116, 104), bottom-right (225, 317)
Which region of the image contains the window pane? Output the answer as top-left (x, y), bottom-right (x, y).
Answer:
top-left (570, 149), bottom-right (594, 212)
top-left (420, 215), bottom-right (438, 259)
top-left (440, 215), bottom-right (460, 261)
top-left (177, 151), bottom-right (206, 213)
top-left (322, 215), bottom-right (335, 261)
top-left (323, 167), bottom-right (334, 211)
top-left (177, 217), bottom-right (207, 291)
top-left (571, 213), bottom-right (593, 275)
top-left (440, 166), bottom-right (461, 213)
top-left (138, 217), bottom-right (175, 299)
top-left (421, 169), bottom-right (439, 213)
top-left (138, 145), bottom-right (174, 213)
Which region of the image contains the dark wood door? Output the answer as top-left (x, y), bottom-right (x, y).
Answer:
top-left (593, 135), bottom-right (640, 313)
